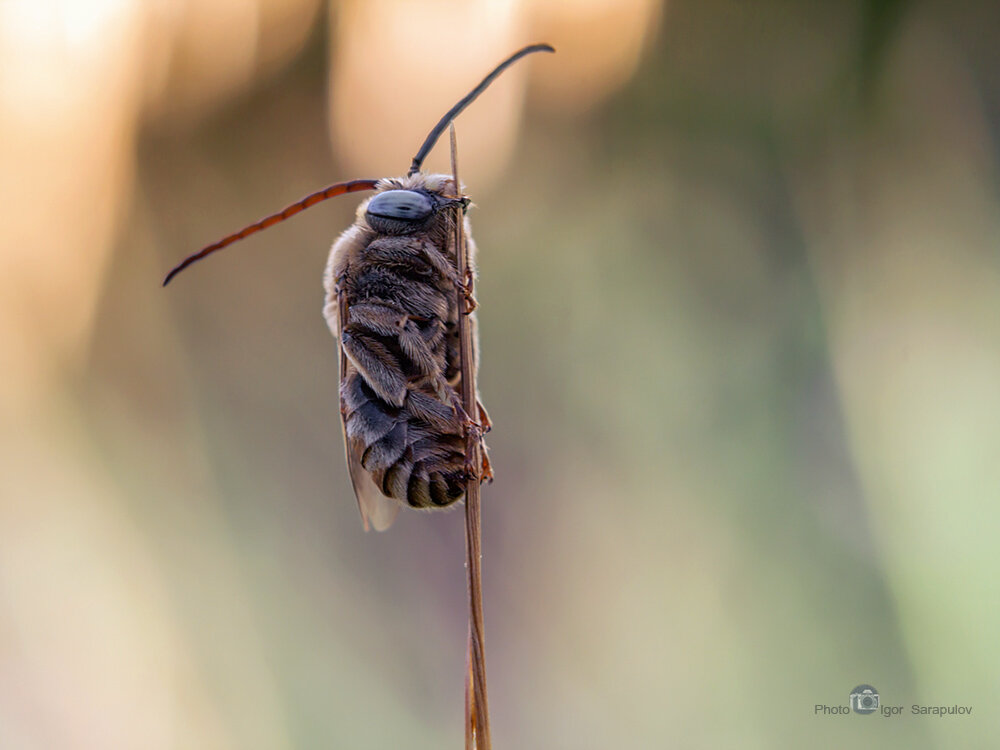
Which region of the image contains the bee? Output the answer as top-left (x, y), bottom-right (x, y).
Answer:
top-left (164, 44), bottom-right (554, 530)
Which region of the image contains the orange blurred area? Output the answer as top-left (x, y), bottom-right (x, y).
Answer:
top-left (3, 1), bottom-right (1000, 748)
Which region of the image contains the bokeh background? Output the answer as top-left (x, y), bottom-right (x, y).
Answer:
top-left (2, 0), bottom-right (999, 747)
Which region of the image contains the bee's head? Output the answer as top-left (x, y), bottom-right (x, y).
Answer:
top-left (363, 174), bottom-right (467, 235)
top-left (364, 189), bottom-right (436, 235)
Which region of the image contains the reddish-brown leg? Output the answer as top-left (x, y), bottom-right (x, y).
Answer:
top-left (476, 400), bottom-right (492, 434)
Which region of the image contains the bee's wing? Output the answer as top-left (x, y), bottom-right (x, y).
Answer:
top-left (337, 288), bottom-right (400, 532)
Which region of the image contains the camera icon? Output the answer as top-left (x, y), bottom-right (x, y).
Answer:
top-left (850, 685), bottom-right (880, 715)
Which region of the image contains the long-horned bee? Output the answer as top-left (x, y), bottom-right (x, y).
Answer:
top-left (164, 44), bottom-right (554, 530)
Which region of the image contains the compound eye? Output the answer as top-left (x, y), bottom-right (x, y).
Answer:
top-left (366, 190), bottom-right (433, 222)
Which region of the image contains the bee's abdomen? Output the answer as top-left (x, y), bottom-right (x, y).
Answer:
top-left (337, 235), bottom-right (471, 509)
top-left (342, 373), bottom-right (466, 508)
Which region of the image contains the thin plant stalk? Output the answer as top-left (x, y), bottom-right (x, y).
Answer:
top-left (450, 123), bottom-right (492, 750)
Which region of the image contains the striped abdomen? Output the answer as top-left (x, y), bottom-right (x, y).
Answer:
top-left (339, 232), bottom-right (469, 508)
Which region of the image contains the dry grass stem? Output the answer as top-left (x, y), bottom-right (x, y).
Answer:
top-left (451, 123), bottom-right (492, 750)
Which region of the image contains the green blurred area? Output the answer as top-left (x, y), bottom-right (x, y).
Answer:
top-left (4, 0), bottom-right (1000, 748)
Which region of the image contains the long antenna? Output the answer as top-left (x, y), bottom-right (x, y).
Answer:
top-left (163, 178), bottom-right (379, 286)
top-left (408, 43), bottom-right (555, 176)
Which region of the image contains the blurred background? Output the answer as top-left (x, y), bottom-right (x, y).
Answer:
top-left (2, 0), bottom-right (999, 747)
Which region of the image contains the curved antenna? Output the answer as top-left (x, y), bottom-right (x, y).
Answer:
top-left (163, 178), bottom-right (379, 286)
top-left (408, 43), bottom-right (555, 176)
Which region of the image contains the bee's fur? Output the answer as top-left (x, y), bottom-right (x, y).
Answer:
top-left (323, 174), bottom-right (483, 512)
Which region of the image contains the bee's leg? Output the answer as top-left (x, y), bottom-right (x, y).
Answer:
top-left (461, 267), bottom-right (478, 313)
top-left (398, 320), bottom-right (442, 379)
top-left (341, 303), bottom-right (420, 407)
top-left (420, 241), bottom-right (479, 313)
top-left (341, 330), bottom-right (407, 407)
top-left (420, 240), bottom-right (463, 288)
top-left (344, 303), bottom-right (403, 336)
top-left (445, 391), bottom-right (492, 482)
top-left (473, 401), bottom-right (493, 481)
top-left (446, 388), bottom-right (473, 427)
top-left (457, 429), bottom-right (492, 484)
top-left (479, 444), bottom-right (494, 483)
top-left (349, 304), bottom-right (442, 380)
top-left (463, 293), bottom-right (478, 314)
top-left (476, 400), bottom-right (492, 434)
top-left (443, 390), bottom-right (490, 437)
